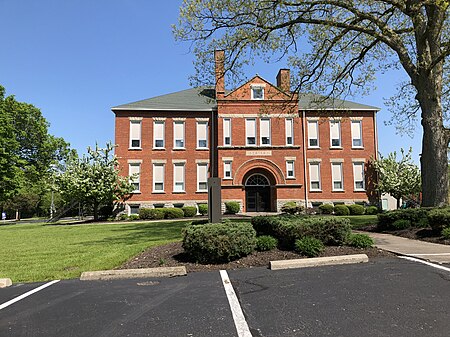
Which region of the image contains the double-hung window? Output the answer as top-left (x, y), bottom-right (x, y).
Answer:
top-left (173, 121), bottom-right (185, 149)
top-left (197, 121), bottom-right (208, 149)
top-left (173, 163), bottom-right (185, 192)
top-left (246, 118), bottom-right (257, 145)
top-left (129, 163), bottom-right (141, 192)
top-left (197, 163), bottom-right (208, 192)
top-left (260, 118), bottom-right (271, 145)
top-left (351, 120), bottom-right (363, 148)
top-left (309, 162), bottom-right (321, 191)
top-left (129, 120), bottom-right (142, 149)
top-left (285, 118), bottom-right (293, 145)
top-left (308, 120), bottom-right (319, 148)
top-left (331, 162), bottom-right (344, 191)
top-left (286, 161), bottom-right (295, 178)
top-left (153, 121), bottom-right (165, 148)
top-left (330, 120), bottom-right (341, 148)
top-left (353, 162), bottom-right (365, 191)
top-left (224, 161), bottom-right (232, 179)
top-left (223, 118), bottom-right (231, 146)
top-left (153, 163), bottom-right (165, 192)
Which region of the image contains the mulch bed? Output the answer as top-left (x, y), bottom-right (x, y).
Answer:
top-left (120, 241), bottom-right (394, 273)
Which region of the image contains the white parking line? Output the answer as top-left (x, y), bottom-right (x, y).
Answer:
top-left (0, 280), bottom-right (60, 311)
top-left (220, 270), bottom-right (252, 337)
top-left (399, 256), bottom-right (450, 273)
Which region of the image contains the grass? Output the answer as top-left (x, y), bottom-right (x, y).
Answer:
top-left (0, 220), bottom-right (190, 283)
top-left (338, 215), bottom-right (378, 229)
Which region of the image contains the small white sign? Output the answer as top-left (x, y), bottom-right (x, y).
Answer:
top-left (246, 150), bottom-right (272, 156)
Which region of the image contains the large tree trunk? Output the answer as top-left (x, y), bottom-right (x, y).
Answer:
top-left (417, 79), bottom-right (449, 207)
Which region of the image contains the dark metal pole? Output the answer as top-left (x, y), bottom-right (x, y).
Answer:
top-left (208, 108), bottom-right (222, 223)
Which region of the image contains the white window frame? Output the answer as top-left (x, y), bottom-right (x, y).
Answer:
top-left (173, 163), bottom-right (185, 192)
top-left (330, 120), bottom-right (341, 148)
top-left (153, 120), bottom-right (165, 149)
top-left (251, 86), bottom-right (264, 100)
top-left (307, 120), bottom-right (319, 148)
top-left (351, 120), bottom-right (363, 148)
top-left (246, 118), bottom-right (257, 146)
top-left (223, 118), bottom-right (231, 146)
top-left (196, 121), bottom-right (208, 149)
top-left (129, 163), bottom-right (141, 193)
top-left (285, 118), bottom-right (294, 146)
top-left (173, 121), bottom-right (185, 149)
top-left (260, 118), bottom-right (271, 145)
top-left (309, 162), bottom-right (321, 191)
top-left (197, 163), bottom-right (208, 192)
top-left (286, 161), bottom-right (295, 178)
top-left (331, 162), bottom-right (344, 191)
top-left (353, 162), bottom-right (365, 191)
top-left (223, 161), bottom-right (232, 179)
top-left (152, 163), bottom-right (165, 193)
top-left (129, 120), bottom-right (142, 149)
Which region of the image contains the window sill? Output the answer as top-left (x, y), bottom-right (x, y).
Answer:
top-left (310, 189), bottom-right (322, 192)
top-left (308, 146), bottom-right (320, 150)
top-left (131, 191), bottom-right (141, 194)
top-left (352, 146), bottom-right (364, 150)
top-left (128, 147), bottom-right (142, 151)
top-left (153, 147), bottom-right (166, 151)
top-left (196, 190), bottom-right (208, 193)
top-left (196, 148), bottom-right (209, 151)
top-left (173, 191), bottom-right (186, 194)
top-left (286, 177), bottom-right (296, 180)
top-left (173, 148), bottom-right (186, 151)
top-left (354, 189), bottom-right (366, 192)
top-left (330, 146), bottom-right (343, 150)
top-left (223, 177), bottom-right (233, 180)
top-left (332, 190), bottom-right (345, 193)
top-left (152, 191), bottom-right (165, 194)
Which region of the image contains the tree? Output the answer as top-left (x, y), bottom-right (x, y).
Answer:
top-left (174, 0), bottom-right (450, 207)
top-left (372, 148), bottom-right (421, 209)
top-left (56, 142), bottom-right (134, 221)
top-left (0, 85), bottom-right (71, 210)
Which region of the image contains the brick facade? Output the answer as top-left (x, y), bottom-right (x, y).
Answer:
top-left (113, 52), bottom-right (379, 214)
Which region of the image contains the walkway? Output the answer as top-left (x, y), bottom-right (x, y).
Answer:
top-left (361, 231), bottom-right (450, 264)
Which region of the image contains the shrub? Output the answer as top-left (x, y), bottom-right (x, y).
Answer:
top-left (128, 214), bottom-right (139, 221)
top-left (118, 214), bottom-right (129, 221)
top-left (427, 208), bottom-right (450, 231)
top-left (295, 237), bottom-right (324, 257)
top-left (139, 208), bottom-right (165, 220)
top-left (182, 206), bottom-right (197, 217)
top-left (182, 222), bottom-right (256, 263)
top-left (348, 204), bottom-right (365, 215)
top-left (281, 201), bottom-right (304, 215)
top-left (164, 208), bottom-right (184, 219)
top-left (225, 201), bottom-right (240, 214)
top-left (255, 235), bottom-right (278, 251)
top-left (365, 206), bottom-right (379, 215)
top-left (319, 204), bottom-right (334, 214)
top-left (392, 219), bottom-right (411, 230)
top-left (198, 204), bottom-right (208, 216)
top-left (347, 233), bottom-right (374, 248)
top-left (334, 205), bottom-right (350, 216)
top-left (442, 227), bottom-right (450, 239)
top-left (377, 208), bottom-right (430, 230)
top-left (251, 216), bottom-right (284, 236)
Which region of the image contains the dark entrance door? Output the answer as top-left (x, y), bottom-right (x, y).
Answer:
top-left (245, 174), bottom-right (271, 212)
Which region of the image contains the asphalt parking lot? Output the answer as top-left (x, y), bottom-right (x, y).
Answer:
top-left (1, 257), bottom-right (450, 337)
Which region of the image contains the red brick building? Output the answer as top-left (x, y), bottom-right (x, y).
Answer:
top-left (113, 51), bottom-right (379, 214)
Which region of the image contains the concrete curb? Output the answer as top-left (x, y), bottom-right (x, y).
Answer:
top-left (0, 278), bottom-right (12, 288)
top-left (270, 254), bottom-right (369, 270)
top-left (80, 266), bottom-right (187, 281)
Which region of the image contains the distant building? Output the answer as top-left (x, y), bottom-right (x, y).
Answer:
top-left (112, 51), bottom-right (379, 214)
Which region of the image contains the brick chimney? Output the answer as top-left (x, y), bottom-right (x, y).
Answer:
top-left (276, 69), bottom-right (290, 93)
top-left (214, 50), bottom-right (225, 99)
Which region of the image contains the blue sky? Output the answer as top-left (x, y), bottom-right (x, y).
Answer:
top-left (0, 0), bottom-right (422, 162)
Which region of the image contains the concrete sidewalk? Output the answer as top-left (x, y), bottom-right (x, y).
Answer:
top-left (361, 231), bottom-right (450, 264)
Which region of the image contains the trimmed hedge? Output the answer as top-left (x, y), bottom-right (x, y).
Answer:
top-left (139, 208), bottom-right (165, 220)
top-left (347, 233), bottom-right (374, 248)
top-left (225, 201), bottom-right (240, 214)
top-left (256, 235), bottom-right (278, 251)
top-left (334, 205), bottom-right (350, 216)
top-left (281, 201), bottom-right (304, 215)
top-left (198, 204), bottom-right (208, 216)
top-left (319, 204), bottom-right (334, 214)
top-left (392, 219), bottom-right (411, 230)
top-left (182, 222), bottom-right (256, 263)
top-left (164, 208), bottom-right (184, 219)
top-left (182, 206), bottom-right (197, 217)
top-left (251, 216), bottom-right (285, 236)
top-left (365, 206), bottom-right (379, 215)
top-left (427, 208), bottom-right (450, 231)
top-left (295, 237), bottom-right (324, 257)
top-left (348, 204), bottom-right (365, 215)
top-left (377, 208), bottom-right (429, 230)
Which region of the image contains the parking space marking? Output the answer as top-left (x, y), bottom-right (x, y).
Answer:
top-left (399, 256), bottom-right (450, 272)
top-left (220, 270), bottom-right (252, 337)
top-left (0, 280), bottom-right (60, 311)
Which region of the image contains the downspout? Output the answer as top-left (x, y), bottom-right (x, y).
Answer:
top-left (302, 109), bottom-right (309, 208)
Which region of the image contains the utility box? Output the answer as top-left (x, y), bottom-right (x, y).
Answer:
top-left (208, 177), bottom-right (222, 223)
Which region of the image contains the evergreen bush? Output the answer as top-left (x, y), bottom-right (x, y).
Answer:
top-left (295, 237), bottom-right (324, 257)
top-left (347, 233), bottom-right (374, 248)
top-left (182, 206), bottom-right (197, 217)
top-left (319, 204), bottom-right (334, 214)
top-left (225, 201), bottom-right (240, 214)
top-left (198, 204), bottom-right (208, 215)
top-left (334, 204), bottom-right (350, 216)
top-left (255, 235), bottom-right (278, 251)
top-left (348, 204), bottom-right (365, 215)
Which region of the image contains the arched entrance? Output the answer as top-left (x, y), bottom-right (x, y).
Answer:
top-left (245, 173), bottom-right (272, 212)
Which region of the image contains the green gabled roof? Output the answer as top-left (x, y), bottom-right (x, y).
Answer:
top-left (112, 87), bottom-right (380, 112)
top-left (112, 87), bottom-right (217, 111)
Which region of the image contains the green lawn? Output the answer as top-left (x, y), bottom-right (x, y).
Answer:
top-left (0, 220), bottom-right (190, 283)
top-left (339, 215), bottom-right (378, 228)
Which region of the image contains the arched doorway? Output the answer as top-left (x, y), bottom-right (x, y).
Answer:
top-left (245, 173), bottom-right (272, 212)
